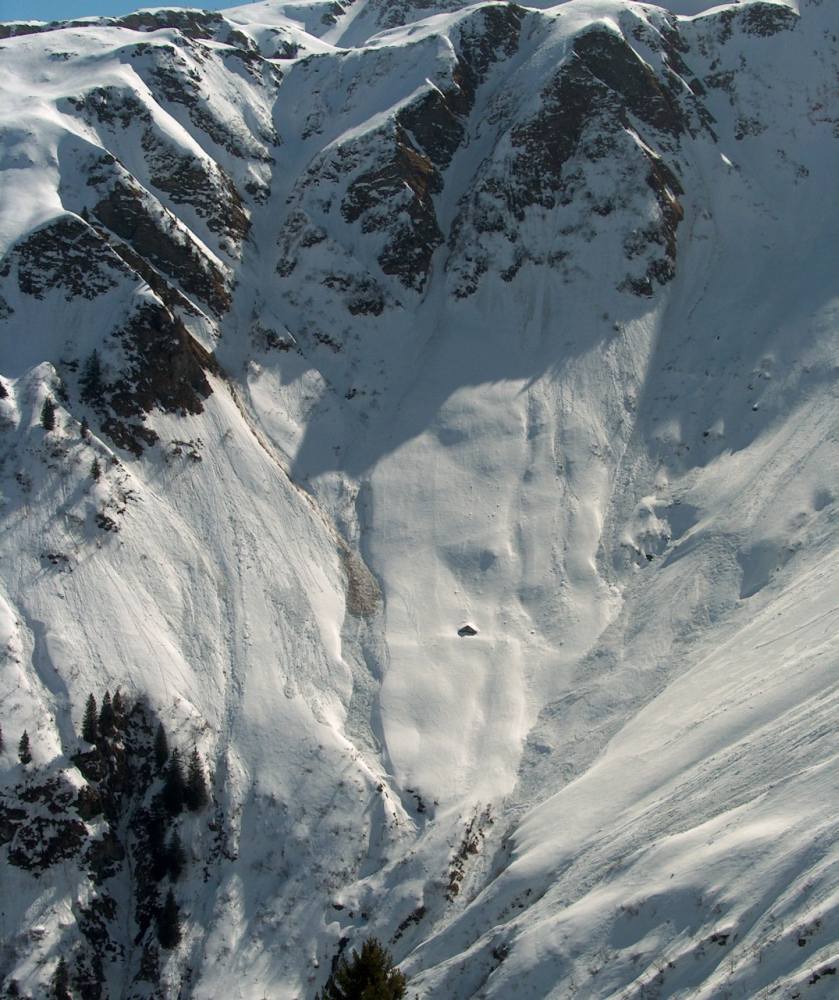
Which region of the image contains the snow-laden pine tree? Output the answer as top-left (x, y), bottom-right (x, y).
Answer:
top-left (157, 889), bottom-right (182, 950)
top-left (82, 694), bottom-right (98, 744)
top-left (40, 396), bottom-right (55, 431)
top-left (185, 748), bottom-right (209, 812)
top-left (98, 690), bottom-right (114, 738)
top-left (17, 730), bottom-right (31, 765)
top-left (162, 748), bottom-right (186, 815)
top-left (317, 939), bottom-right (407, 1000)
top-left (153, 723), bottom-right (169, 771)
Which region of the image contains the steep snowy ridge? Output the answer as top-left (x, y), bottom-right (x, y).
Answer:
top-left (1, 0), bottom-right (838, 997)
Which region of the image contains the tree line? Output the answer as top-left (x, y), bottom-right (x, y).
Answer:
top-left (3, 689), bottom-right (410, 999)
top-left (2, 686), bottom-right (212, 990)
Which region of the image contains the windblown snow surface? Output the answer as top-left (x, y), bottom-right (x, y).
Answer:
top-left (1, 0), bottom-right (839, 996)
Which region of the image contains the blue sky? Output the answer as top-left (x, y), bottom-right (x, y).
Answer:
top-left (0, 0), bottom-right (233, 22)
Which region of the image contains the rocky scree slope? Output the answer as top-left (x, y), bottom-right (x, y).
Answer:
top-left (1, 0), bottom-right (839, 997)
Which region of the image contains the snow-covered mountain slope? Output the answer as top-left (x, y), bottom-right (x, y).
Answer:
top-left (1, 0), bottom-right (839, 997)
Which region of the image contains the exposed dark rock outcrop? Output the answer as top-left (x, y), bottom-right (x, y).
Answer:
top-left (3, 773), bottom-right (90, 873)
top-left (66, 84), bottom-right (252, 247)
top-left (0, 216), bottom-right (132, 300)
top-left (328, 6), bottom-right (524, 293)
top-left (718, 1), bottom-right (798, 42)
top-left (141, 136), bottom-right (251, 246)
top-left (364, 0), bottom-right (472, 34)
top-left (342, 125), bottom-right (445, 292)
top-left (90, 170), bottom-right (233, 316)
top-left (0, 695), bottom-right (215, 996)
top-left (131, 42), bottom-right (278, 163)
top-left (64, 86), bottom-right (152, 130)
top-left (103, 302), bottom-right (215, 455)
top-left (446, 18), bottom-right (696, 297)
top-left (455, 3), bottom-right (524, 87)
top-left (572, 28), bottom-right (685, 139)
top-left (114, 8), bottom-right (226, 39)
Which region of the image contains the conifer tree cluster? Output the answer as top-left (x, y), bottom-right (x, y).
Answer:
top-left (51, 957), bottom-right (71, 1000)
top-left (78, 690), bottom-right (128, 748)
top-left (13, 691), bottom-right (212, 968)
top-left (50, 945), bottom-right (105, 998)
top-left (142, 718), bottom-right (209, 948)
top-left (154, 722), bottom-right (168, 770)
top-left (161, 745), bottom-right (209, 816)
top-left (157, 888), bottom-right (182, 950)
top-left (149, 740), bottom-right (209, 949)
top-left (317, 938), bottom-right (408, 1000)
top-left (166, 829), bottom-right (187, 881)
top-left (146, 804), bottom-right (188, 885)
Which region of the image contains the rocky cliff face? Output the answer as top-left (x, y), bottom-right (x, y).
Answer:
top-left (2, 1), bottom-right (839, 998)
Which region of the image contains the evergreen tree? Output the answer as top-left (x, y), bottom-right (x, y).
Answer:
top-left (52, 957), bottom-right (71, 1000)
top-left (18, 730), bottom-right (32, 765)
top-left (154, 722), bottom-right (169, 771)
top-left (317, 939), bottom-right (407, 1000)
top-left (157, 889), bottom-right (182, 950)
top-left (166, 829), bottom-right (187, 881)
top-left (112, 689), bottom-right (127, 729)
top-left (146, 805), bottom-right (170, 882)
top-left (90, 457), bottom-right (101, 481)
top-left (0, 379), bottom-right (7, 399)
top-left (162, 748), bottom-right (186, 815)
top-left (80, 415), bottom-right (89, 439)
top-left (82, 694), bottom-right (98, 744)
top-left (41, 396), bottom-right (56, 431)
top-left (185, 748), bottom-right (209, 812)
top-left (79, 350), bottom-right (104, 407)
top-left (98, 691), bottom-right (114, 738)
top-left (72, 952), bottom-right (104, 1000)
